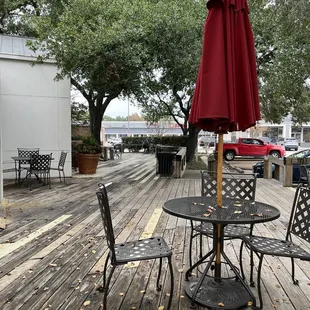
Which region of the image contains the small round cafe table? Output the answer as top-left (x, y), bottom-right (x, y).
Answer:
top-left (163, 196), bottom-right (280, 309)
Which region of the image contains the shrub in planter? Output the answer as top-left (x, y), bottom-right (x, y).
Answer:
top-left (76, 136), bottom-right (102, 174)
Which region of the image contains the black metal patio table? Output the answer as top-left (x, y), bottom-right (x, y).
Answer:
top-left (163, 196), bottom-right (280, 309)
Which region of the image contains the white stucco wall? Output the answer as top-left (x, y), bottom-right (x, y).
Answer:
top-left (0, 56), bottom-right (71, 186)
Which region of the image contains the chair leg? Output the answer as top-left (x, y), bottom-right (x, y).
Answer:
top-left (29, 173), bottom-right (32, 191)
top-left (291, 257), bottom-right (299, 285)
top-left (48, 171), bottom-right (51, 189)
top-left (58, 170), bottom-right (61, 182)
top-left (256, 254), bottom-right (264, 309)
top-left (102, 253), bottom-right (110, 289)
top-left (199, 233), bottom-right (203, 258)
top-left (167, 256), bottom-right (174, 310)
top-left (239, 240), bottom-right (245, 280)
top-left (62, 170), bottom-right (66, 184)
top-left (156, 257), bottom-right (163, 291)
top-left (103, 262), bottom-right (116, 309)
top-left (189, 228), bottom-right (194, 268)
top-left (250, 247), bottom-right (255, 287)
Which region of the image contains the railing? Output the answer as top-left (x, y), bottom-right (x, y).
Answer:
top-left (263, 156), bottom-right (310, 187)
top-left (175, 147), bottom-right (187, 178)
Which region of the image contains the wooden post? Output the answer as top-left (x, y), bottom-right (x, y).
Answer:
top-left (216, 133), bottom-right (223, 207)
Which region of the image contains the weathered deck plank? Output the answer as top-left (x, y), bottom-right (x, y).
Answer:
top-left (1, 153), bottom-right (310, 310)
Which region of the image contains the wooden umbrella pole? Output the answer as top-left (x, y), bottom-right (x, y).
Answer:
top-left (215, 133), bottom-right (224, 281)
top-left (216, 133), bottom-right (223, 207)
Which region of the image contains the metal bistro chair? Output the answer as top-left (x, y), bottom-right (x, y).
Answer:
top-left (113, 143), bottom-right (122, 159)
top-left (17, 148), bottom-right (40, 184)
top-left (50, 151), bottom-right (68, 183)
top-left (26, 154), bottom-right (52, 190)
top-left (96, 183), bottom-right (174, 309)
top-left (189, 171), bottom-right (257, 269)
top-left (240, 185), bottom-right (310, 309)
top-left (298, 164), bottom-right (310, 187)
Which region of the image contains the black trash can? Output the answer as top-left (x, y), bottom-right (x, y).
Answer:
top-left (157, 153), bottom-right (175, 175)
top-left (156, 145), bottom-right (179, 176)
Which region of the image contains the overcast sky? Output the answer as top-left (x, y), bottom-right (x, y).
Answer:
top-left (72, 90), bottom-right (141, 117)
top-left (105, 98), bottom-right (141, 117)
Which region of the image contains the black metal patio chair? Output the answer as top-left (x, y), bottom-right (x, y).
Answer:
top-left (298, 164), bottom-right (310, 187)
top-left (113, 143), bottom-right (122, 159)
top-left (96, 183), bottom-right (174, 309)
top-left (50, 151), bottom-right (67, 183)
top-left (189, 171), bottom-right (257, 268)
top-left (240, 185), bottom-right (310, 309)
top-left (17, 147), bottom-right (40, 184)
top-left (26, 154), bottom-right (52, 190)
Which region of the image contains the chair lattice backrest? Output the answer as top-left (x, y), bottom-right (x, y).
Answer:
top-left (201, 171), bottom-right (256, 201)
top-left (114, 144), bottom-right (122, 155)
top-left (30, 154), bottom-right (51, 171)
top-left (58, 151), bottom-right (68, 169)
top-left (288, 186), bottom-right (310, 243)
top-left (18, 148), bottom-right (40, 164)
top-left (96, 183), bottom-right (116, 263)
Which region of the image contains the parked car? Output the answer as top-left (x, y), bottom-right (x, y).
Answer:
top-left (253, 149), bottom-right (310, 182)
top-left (276, 137), bottom-right (285, 146)
top-left (257, 137), bottom-right (271, 144)
top-left (283, 138), bottom-right (299, 151)
top-left (216, 137), bottom-right (285, 161)
top-left (107, 137), bottom-right (122, 145)
top-left (198, 136), bottom-right (216, 147)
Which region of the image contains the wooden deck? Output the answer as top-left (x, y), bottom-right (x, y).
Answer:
top-left (1, 153), bottom-right (310, 310)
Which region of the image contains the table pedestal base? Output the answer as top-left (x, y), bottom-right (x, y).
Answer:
top-left (185, 277), bottom-right (251, 309)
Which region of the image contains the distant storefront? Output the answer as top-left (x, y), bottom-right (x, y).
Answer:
top-left (78, 115), bottom-right (310, 144)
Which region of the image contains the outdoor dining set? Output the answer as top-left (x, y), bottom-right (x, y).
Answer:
top-left (96, 172), bottom-right (310, 309)
top-left (5, 147), bottom-right (67, 190)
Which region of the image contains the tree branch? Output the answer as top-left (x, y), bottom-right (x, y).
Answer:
top-left (155, 93), bottom-right (185, 134)
top-left (71, 78), bottom-right (93, 104)
top-left (172, 85), bottom-right (188, 117)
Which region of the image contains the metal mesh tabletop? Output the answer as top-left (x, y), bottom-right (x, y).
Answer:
top-left (163, 196), bottom-right (280, 225)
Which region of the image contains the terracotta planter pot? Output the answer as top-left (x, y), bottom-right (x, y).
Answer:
top-left (77, 153), bottom-right (100, 174)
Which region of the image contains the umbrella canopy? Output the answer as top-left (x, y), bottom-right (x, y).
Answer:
top-left (189, 0), bottom-right (260, 134)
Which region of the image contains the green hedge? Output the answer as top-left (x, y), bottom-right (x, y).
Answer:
top-left (121, 135), bottom-right (188, 147)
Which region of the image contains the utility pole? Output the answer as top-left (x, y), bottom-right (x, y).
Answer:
top-left (127, 99), bottom-right (130, 137)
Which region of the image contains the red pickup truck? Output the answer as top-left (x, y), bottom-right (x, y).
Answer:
top-left (217, 137), bottom-right (286, 161)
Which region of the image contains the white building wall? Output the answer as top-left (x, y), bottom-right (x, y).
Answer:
top-left (0, 57), bottom-right (71, 183)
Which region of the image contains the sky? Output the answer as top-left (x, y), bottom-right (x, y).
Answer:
top-left (72, 90), bottom-right (141, 117)
top-left (105, 98), bottom-right (141, 117)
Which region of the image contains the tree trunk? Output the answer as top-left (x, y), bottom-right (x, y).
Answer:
top-left (90, 108), bottom-right (103, 144)
top-left (89, 100), bottom-right (104, 145)
top-left (186, 124), bottom-right (200, 161)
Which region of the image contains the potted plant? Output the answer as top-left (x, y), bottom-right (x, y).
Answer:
top-left (76, 135), bottom-right (102, 174)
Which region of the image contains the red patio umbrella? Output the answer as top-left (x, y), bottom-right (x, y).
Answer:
top-left (189, 0), bottom-right (260, 206)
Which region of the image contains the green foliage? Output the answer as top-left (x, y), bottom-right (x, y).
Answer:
top-left (76, 135), bottom-right (101, 154)
top-left (137, 0), bottom-right (206, 134)
top-left (249, 0), bottom-right (310, 125)
top-left (4, 0), bottom-right (310, 132)
top-left (0, 0), bottom-right (67, 35)
top-left (71, 101), bottom-right (89, 124)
